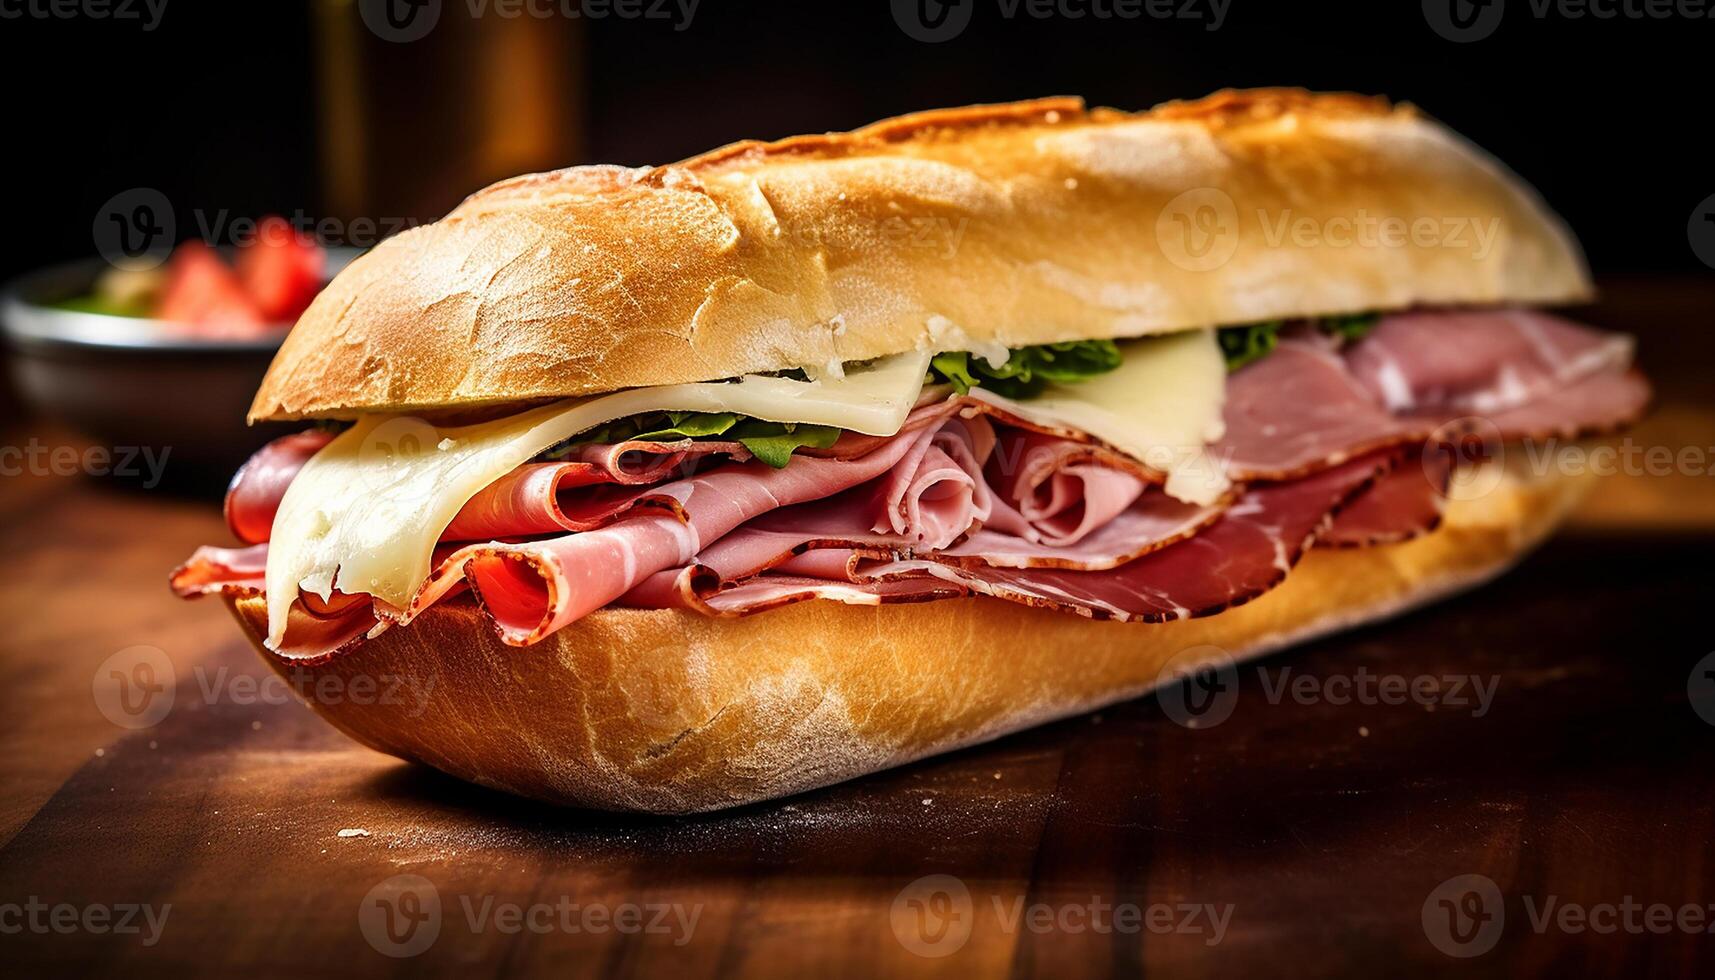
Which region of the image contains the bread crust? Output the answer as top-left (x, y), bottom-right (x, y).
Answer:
top-left (227, 458), bottom-right (1594, 813)
top-left (250, 89), bottom-right (1590, 421)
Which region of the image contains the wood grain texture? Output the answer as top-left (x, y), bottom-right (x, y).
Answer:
top-left (1, 277), bottom-right (1712, 978)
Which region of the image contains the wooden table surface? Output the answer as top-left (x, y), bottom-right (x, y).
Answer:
top-left (3, 277), bottom-right (1713, 978)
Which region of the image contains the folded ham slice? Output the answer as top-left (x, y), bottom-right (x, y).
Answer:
top-left (1220, 310), bottom-right (1648, 480)
top-left (621, 472), bottom-right (1230, 612)
top-left (224, 430), bottom-right (334, 544)
top-left (440, 408), bottom-right (984, 543)
top-left (663, 454), bottom-right (1394, 621)
top-left (981, 429), bottom-right (1149, 546)
top-left (1320, 450), bottom-right (1449, 548)
top-left (668, 573), bottom-right (970, 618)
top-left (1218, 337), bottom-right (1406, 480)
top-left (939, 492), bottom-right (1229, 570)
top-left (869, 416), bottom-right (996, 551)
top-left (1346, 309), bottom-right (1634, 415)
top-left (172, 543), bottom-right (269, 595)
top-left (1467, 368), bottom-right (1650, 442)
top-left (896, 450), bottom-right (1388, 621)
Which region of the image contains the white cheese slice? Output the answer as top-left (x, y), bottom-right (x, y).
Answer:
top-left (263, 350), bottom-right (931, 644)
top-left (967, 329), bottom-right (1231, 505)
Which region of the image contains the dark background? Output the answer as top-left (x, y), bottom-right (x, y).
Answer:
top-left (0, 0), bottom-right (1706, 279)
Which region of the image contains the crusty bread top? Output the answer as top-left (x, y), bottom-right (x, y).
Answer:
top-left (251, 89), bottom-right (1591, 421)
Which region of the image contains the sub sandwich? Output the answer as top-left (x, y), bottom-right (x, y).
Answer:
top-left (173, 90), bottom-right (1649, 813)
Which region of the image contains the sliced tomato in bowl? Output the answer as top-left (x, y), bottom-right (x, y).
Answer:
top-left (237, 216), bottom-right (326, 323)
top-left (156, 240), bottom-right (266, 335)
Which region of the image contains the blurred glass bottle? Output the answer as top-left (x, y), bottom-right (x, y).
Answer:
top-left (312, 0), bottom-right (585, 234)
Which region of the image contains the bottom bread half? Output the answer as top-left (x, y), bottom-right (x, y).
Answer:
top-left (226, 458), bottom-right (1595, 813)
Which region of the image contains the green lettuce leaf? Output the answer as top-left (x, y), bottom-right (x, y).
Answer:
top-left (1217, 313), bottom-right (1383, 372)
top-left (562, 411), bottom-right (739, 449)
top-left (1322, 312), bottom-right (1381, 343)
top-left (630, 411), bottom-right (741, 442)
top-left (545, 411), bottom-right (839, 469)
top-left (729, 420), bottom-right (842, 468)
top-left (927, 340), bottom-right (1123, 399)
top-left (1218, 322), bottom-right (1281, 372)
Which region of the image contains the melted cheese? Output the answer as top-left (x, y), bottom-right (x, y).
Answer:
top-left (968, 329), bottom-right (1230, 505)
top-left (264, 351), bottom-right (931, 644)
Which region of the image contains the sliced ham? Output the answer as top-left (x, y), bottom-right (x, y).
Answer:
top-left (622, 486), bottom-right (1230, 615)
top-left (567, 437), bottom-right (748, 481)
top-left (224, 430), bottom-right (334, 544)
top-left (171, 543), bottom-right (270, 596)
top-left (1221, 310), bottom-right (1648, 480)
top-left (1474, 368), bottom-right (1652, 442)
top-left (620, 448), bottom-right (1228, 613)
top-left (666, 454), bottom-right (1394, 621)
top-left (171, 542), bottom-right (381, 662)
top-left (1346, 309), bottom-right (1633, 415)
top-left (616, 428), bottom-right (1005, 613)
top-left (443, 441), bottom-right (748, 540)
top-left (225, 432), bottom-right (745, 546)
top-left (1218, 338), bottom-right (1412, 480)
top-left (440, 402), bottom-right (960, 542)
top-left (456, 513), bottom-right (703, 643)
top-left (689, 574), bottom-right (968, 618)
top-left (982, 428), bottom-right (1149, 545)
top-left (372, 403), bottom-right (975, 646)
top-left (862, 453), bottom-right (1391, 621)
top-left (1320, 450), bottom-right (1449, 548)
top-left (938, 491), bottom-right (1230, 570)
top-left (870, 416), bottom-right (996, 550)
top-left (440, 461), bottom-right (690, 541)
top-left (187, 402), bottom-right (966, 657)
top-left (269, 593), bottom-right (383, 661)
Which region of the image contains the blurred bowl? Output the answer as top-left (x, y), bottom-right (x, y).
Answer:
top-left (1, 250), bottom-right (354, 483)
